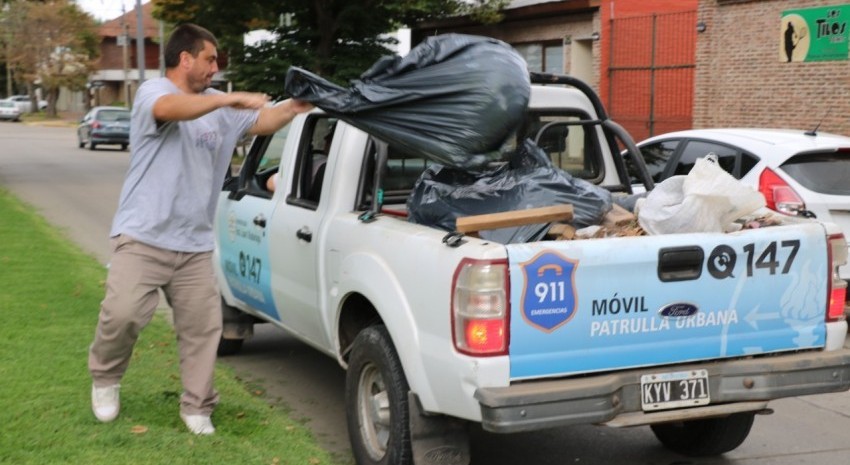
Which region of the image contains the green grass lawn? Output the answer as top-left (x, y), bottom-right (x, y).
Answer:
top-left (0, 187), bottom-right (339, 465)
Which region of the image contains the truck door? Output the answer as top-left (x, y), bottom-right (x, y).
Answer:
top-left (267, 115), bottom-right (336, 347)
top-left (215, 127), bottom-right (292, 321)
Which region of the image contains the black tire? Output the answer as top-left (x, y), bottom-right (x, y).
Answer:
top-left (217, 337), bottom-right (244, 356)
top-left (121, 144), bottom-right (128, 151)
top-left (88, 140), bottom-right (96, 150)
top-left (651, 412), bottom-right (755, 457)
top-left (346, 325), bottom-right (412, 465)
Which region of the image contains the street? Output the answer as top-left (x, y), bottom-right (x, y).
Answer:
top-left (2, 122), bottom-right (850, 465)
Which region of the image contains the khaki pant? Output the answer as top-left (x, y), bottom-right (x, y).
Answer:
top-left (89, 235), bottom-right (222, 416)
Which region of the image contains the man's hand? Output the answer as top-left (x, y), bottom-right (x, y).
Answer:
top-left (226, 92), bottom-right (271, 110)
top-left (287, 98), bottom-right (314, 114)
top-left (249, 98), bottom-right (315, 135)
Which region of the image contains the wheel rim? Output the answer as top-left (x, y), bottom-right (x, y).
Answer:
top-left (356, 361), bottom-right (391, 461)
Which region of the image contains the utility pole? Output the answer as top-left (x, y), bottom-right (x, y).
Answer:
top-left (2, 3), bottom-right (12, 98)
top-left (121, 4), bottom-right (130, 107)
top-left (135, 0), bottom-right (145, 86)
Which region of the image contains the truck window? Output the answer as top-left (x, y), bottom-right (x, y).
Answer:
top-left (512, 111), bottom-right (603, 181)
top-left (287, 115), bottom-right (337, 208)
top-left (356, 141), bottom-right (434, 211)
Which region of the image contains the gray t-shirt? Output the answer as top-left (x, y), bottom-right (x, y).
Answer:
top-left (110, 78), bottom-right (258, 252)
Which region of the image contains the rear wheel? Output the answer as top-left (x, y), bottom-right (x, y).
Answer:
top-left (346, 325), bottom-right (412, 465)
top-left (88, 140), bottom-right (96, 150)
top-left (651, 412), bottom-right (755, 456)
top-left (121, 144), bottom-right (128, 151)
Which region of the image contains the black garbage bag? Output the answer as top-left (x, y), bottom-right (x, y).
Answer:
top-left (284, 34), bottom-right (530, 171)
top-left (407, 140), bottom-right (613, 244)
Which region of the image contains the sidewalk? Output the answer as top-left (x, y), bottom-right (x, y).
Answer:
top-left (22, 111), bottom-right (83, 128)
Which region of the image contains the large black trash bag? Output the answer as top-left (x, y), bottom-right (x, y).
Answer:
top-left (407, 140), bottom-right (613, 244)
top-left (284, 34), bottom-right (530, 171)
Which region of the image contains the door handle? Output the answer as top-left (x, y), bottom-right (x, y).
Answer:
top-left (296, 227), bottom-right (312, 242)
top-left (657, 246), bottom-right (704, 282)
top-left (253, 214), bottom-right (267, 228)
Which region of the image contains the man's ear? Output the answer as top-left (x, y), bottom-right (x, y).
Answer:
top-left (178, 50), bottom-right (192, 68)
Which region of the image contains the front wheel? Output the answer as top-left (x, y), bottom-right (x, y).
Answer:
top-left (651, 412), bottom-right (755, 456)
top-left (217, 337), bottom-right (244, 356)
top-left (346, 325), bottom-right (412, 465)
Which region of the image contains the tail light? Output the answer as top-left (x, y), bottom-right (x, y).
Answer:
top-left (827, 234), bottom-right (848, 321)
top-left (758, 168), bottom-right (806, 216)
top-left (452, 258), bottom-right (509, 356)
top-left (91, 121), bottom-right (101, 129)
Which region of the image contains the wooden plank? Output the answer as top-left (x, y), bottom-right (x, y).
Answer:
top-left (558, 223), bottom-right (576, 240)
top-left (456, 204), bottom-right (574, 234)
top-left (601, 203), bottom-right (635, 228)
top-left (546, 223), bottom-right (570, 237)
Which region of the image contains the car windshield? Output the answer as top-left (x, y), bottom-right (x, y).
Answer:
top-left (98, 110), bottom-right (130, 122)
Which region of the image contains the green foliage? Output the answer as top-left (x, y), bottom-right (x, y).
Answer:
top-left (0, 188), bottom-right (341, 465)
top-left (2, 0), bottom-right (100, 117)
top-left (151, 0), bottom-right (506, 92)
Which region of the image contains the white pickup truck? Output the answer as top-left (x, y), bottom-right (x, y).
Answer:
top-left (213, 73), bottom-right (850, 465)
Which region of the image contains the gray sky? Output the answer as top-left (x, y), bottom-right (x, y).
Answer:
top-left (75, 0), bottom-right (148, 22)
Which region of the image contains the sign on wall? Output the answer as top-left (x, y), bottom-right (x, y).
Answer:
top-left (781, 5), bottom-right (850, 62)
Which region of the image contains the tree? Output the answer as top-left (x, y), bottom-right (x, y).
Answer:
top-left (152, 0), bottom-right (508, 97)
top-left (4, 0), bottom-right (98, 117)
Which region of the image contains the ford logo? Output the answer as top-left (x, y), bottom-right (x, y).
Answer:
top-left (659, 302), bottom-right (699, 317)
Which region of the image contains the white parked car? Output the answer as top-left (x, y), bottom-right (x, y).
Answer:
top-left (0, 100), bottom-right (21, 121)
top-left (629, 128), bottom-right (850, 282)
top-left (5, 95), bottom-right (47, 113)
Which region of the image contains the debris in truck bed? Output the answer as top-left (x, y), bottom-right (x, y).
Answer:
top-left (408, 140), bottom-right (613, 244)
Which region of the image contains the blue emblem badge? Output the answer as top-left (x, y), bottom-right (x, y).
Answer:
top-left (520, 250), bottom-right (578, 332)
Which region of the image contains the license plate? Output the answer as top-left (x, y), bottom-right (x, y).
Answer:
top-left (640, 369), bottom-right (710, 411)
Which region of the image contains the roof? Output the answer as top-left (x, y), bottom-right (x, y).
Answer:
top-left (641, 128), bottom-right (850, 155)
top-left (98, 2), bottom-right (159, 39)
top-left (507, 0), bottom-right (563, 9)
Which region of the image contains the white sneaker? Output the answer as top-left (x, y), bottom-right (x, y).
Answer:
top-left (91, 384), bottom-right (120, 422)
top-left (180, 413), bottom-right (215, 435)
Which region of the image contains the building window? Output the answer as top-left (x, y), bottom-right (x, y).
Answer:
top-left (514, 42), bottom-right (564, 73)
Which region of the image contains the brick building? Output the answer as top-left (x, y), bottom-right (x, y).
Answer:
top-left (695, 0), bottom-right (850, 135)
top-left (89, 2), bottom-right (161, 107)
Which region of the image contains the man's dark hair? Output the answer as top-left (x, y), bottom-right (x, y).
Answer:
top-left (164, 23), bottom-right (218, 68)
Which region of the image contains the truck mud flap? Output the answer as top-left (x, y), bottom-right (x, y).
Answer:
top-left (409, 392), bottom-right (470, 465)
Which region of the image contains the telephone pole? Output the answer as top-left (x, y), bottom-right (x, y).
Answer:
top-left (121, 4), bottom-right (130, 107)
top-left (135, 0), bottom-right (145, 85)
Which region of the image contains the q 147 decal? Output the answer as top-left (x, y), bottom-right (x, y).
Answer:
top-left (707, 240), bottom-right (799, 279)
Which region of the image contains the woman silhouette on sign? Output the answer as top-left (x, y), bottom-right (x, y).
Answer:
top-left (784, 22), bottom-right (798, 62)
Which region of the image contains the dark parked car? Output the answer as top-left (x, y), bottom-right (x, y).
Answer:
top-left (77, 106), bottom-right (130, 151)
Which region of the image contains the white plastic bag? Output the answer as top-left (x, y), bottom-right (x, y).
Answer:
top-left (636, 154), bottom-right (766, 235)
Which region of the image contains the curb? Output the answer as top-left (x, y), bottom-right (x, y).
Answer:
top-left (23, 121), bottom-right (78, 128)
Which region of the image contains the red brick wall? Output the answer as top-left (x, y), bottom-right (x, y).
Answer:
top-left (695, 0), bottom-right (850, 134)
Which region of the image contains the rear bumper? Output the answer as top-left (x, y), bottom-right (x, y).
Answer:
top-left (475, 348), bottom-right (850, 433)
top-left (91, 132), bottom-right (129, 144)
